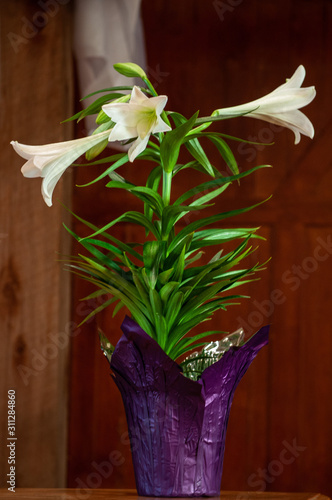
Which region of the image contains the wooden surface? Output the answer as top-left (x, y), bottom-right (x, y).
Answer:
top-left (0, 0), bottom-right (73, 489)
top-left (0, 490), bottom-right (330, 500)
top-left (68, 0), bottom-right (332, 498)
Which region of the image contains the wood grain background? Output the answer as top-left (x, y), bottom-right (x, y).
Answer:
top-left (0, 0), bottom-right (73, 489)
top-left (1, 0), bottom-right (331, 497)
top-left (68, 0), bottom-right (332, 497)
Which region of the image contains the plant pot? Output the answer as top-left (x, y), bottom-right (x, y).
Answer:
top-left (110, 316), bottom-right (269, 497)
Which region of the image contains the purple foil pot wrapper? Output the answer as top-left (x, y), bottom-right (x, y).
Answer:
top-left (110, 316), bottom-right (269, 497)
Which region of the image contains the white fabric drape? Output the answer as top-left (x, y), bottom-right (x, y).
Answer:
top-left (74, 0), bottom-right (146, 134)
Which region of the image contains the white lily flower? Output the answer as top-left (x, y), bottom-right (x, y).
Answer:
top-left (102, 85), bottom-right (171, 162)
top-left (214, 65), bottom-right (316, 144)
top-left (11, 130), bottom-right (110, 206)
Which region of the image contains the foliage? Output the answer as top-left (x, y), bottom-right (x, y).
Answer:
top-left (63, 63), bottom-right (272, 361)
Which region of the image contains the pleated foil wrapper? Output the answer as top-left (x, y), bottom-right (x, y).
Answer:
top-left (109, 316), bottom-right (269, 497)
top-left (181, 328), bottom-right (245, 381)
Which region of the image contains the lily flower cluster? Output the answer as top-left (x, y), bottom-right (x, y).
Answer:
top-left (11, 62), bottom-right (315, 362)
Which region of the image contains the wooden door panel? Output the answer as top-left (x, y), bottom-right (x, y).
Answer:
top-left (68, 1), bottom-right (332, 497)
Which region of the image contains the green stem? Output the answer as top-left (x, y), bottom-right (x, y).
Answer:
top-left (162, 170), bottom-right (172, 206)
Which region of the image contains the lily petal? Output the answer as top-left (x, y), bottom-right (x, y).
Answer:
top-left (109, 123), bottom-right (138, 141)
top-left (11, 130), bottom-right (110, 206)
top-left (276, 64), bottom-right (306, 90)
top-left (130, 85), bottom-right (149, 105)
top-left (214, 65), bottom-right (316, 144)
top-left (128, 134), bottom-right (151, 162)
top-left (102, 85), bottom-right (170, 162)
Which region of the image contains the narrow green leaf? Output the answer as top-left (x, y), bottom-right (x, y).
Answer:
top-left (174, 165), bottom-right (270, 206)
top-left (188, 183), bottom-right (230, 208)
top-left (162, 203), bottom-right (212, 237)
top-left (190, 228), bottom-right (260, 251)
top-left (62, 208), bottom-right (143, 261)
top-left (82, 86), bottom-right (137, 99)
top-left (63, 224), bottom-right (124, 273)
top-left (78, 297), bottom-right (115, 326)
top-left (76, 154), bottom-right (129, 187)
top-left (106, 180), bottom-right (164, 216)
top-left (165, 291), bottom-right (184, 330)
top-left (172, 330), bottom-right (227, 360)
top-left (207, 135), bottom-right (239, 175)
top-left (185, 137), bottom-right (215, 177)
top-left (149, 289), bottom-right (164, 344)
top-left (170, 112), bottom-right (215, 177)
top-left (80, 210), bottom-right (160, 240)
top-left (143, 241), bottom-right (166, 289)
top-left (157, 268), bottom-right (174, 285)
top-left (171, 197), bottom-right (270, 251)
top-left (172, 246), bottom-right (186, 283)
top-left (112, 300), bottom-right (124, 318)
top-left (160, 281), bottom-right (180, 307)
top-left (78, 93), bottom-right (124, 121)
top-left (160, 112), bottom-right (198, 173)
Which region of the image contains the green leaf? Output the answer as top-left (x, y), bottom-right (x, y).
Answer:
top-left (76, 154), bottom-right (129, 187)
top-left (112, 300), bottom-right (124, 318)
top-left (149, 289), bottom-right (164, 344)
top-left (173, 330), bottom-right (227, 360)
top-left (143, 241), bottom-right (166, 289)
top-left (82, 86), bottom-right (137, 100)
top-left (165, 291), bottom-right (184, 330)
top-left (63, 224), bottom-right (124, 273)
top-left (175, 164), bottom-right (270, 206)
top-left (145, 165), bottom-right (162, 224)
top-left (106, 180), bottom-right (164, 217)
top-left (80, 210), bottom-right (160, 240)
top-left (184, 251), bottom-right (204, 267)
top-left (172, 246), bottom-right (186, 283)
top-left (158, 268), bottom-right (174, 285)
top-left (179, 281), bottom-right (231, 322)
top-left (185, 137), bottom-right (215, 177)
top-left (165, 313), bottom-right (213, 356)
top-left (170, 112), bottom-right (215, 177)
top-left (159, 281), bottom-right (180, 307)
top-left (160, 112), bottom-right (198, 173)
top-left (131, 269), bottom-right (153, 316)
top-left (79, 93), bottom-right (125, 121)
top-left (207, 134), bottom-right (239, 175)
top-left (62, 207), bottom-right (143, 261)
top-left (69, 261), bottom-right (155, 337)
top-left (188, 183), bottom-right (230, 208)
top-left (74, 153), bottom-right (125, 167)
top-left (171, 197), bottom-right (270, 251)
top-left (190, 228), bottom-right (260, 251)
top-left (78, 297), bottom-right (116, 326)
top-left (161, 203), bottom-right (213, 237)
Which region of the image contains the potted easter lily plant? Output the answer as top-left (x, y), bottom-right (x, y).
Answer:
top-left (11, 63), bottom-right (315, 497)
